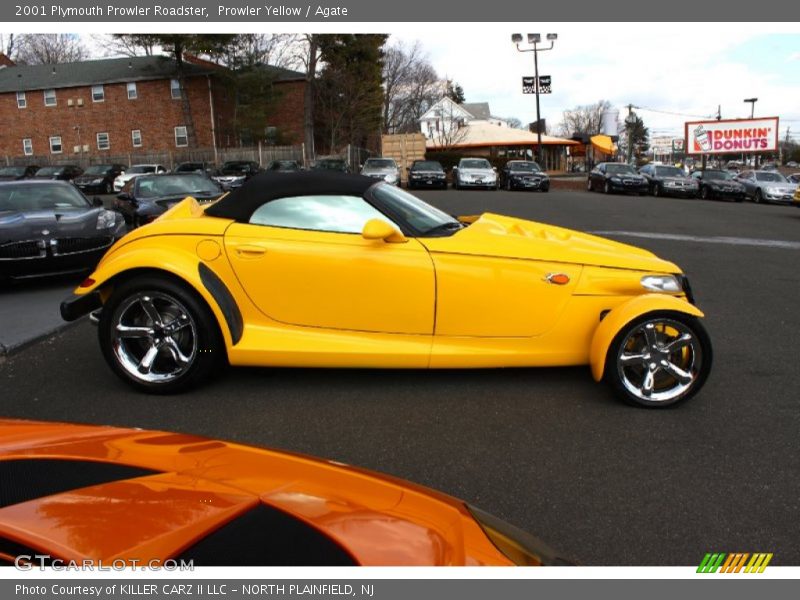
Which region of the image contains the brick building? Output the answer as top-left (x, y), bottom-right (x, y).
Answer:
top-left (0, 54), bottom-right (306, 164)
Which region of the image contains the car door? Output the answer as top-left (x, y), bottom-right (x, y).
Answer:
top-left (737, 171), bottom-right (755, 197)
top-left (224, 193), bottom-right (436, 335)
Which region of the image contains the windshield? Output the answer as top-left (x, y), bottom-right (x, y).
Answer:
top-left (371, 183), bottom-right (460, 235)
top-left (135, 175), bottom-right (221, 199)
top-left (507, 161), bottom-right (541, 172)
top-left (0, 183), bottom-right (89, 211)
top-left (703, 170), bottom-right (733, 181)
top-left (655, 166), bottom-right (685, 178)
top-left (128, 165), bottom-right (157, 174)
top-left (605, 164), bottom-right (637, 175)
top-left (755, 172), bottom-right (787, 182)
top-left (460, 159), bottom-right (491, 170)
top-left (35, 166), bottom-right (64, 176)
top-left (266, 161), bottom-right (299, 171)
top-left (176, 163), bottom-right (205, 172)
top-left (0, 167), bottom-right (26, 176)
top-left (314, 160), bottom-right (346, 170)
top-left (364, 159), bottom-right (396, 169)
top-left (84, 165), bottom-right (112, 175)
top-left (411, 161), bottom-right (443, 171)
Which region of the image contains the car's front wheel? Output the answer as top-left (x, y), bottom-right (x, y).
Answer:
top-left (98, 274), bottom-right (224, 393)
top-left (604, 311), bottom-right (712, 408)
top-left (604, 180), bottom-right (612, 194)
top-left (587, 178), bottom-right (593, 192)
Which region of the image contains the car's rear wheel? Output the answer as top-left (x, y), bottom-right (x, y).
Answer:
top-left (604, 311), bottom-right (712, 408)
top-left (98, 274), bottom-right (224, 393)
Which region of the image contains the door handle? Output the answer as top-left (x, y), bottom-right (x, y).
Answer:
top-left (235, 245), bottom-right (267, 257)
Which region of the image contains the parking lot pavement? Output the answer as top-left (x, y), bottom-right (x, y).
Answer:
top-left (2, 189), bottom-right (800, 565)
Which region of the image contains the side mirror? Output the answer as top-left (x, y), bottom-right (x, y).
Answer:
top-left (92, 196), bottom-right (104, 207)
top-left (361, 219), bottom-right (407, 243)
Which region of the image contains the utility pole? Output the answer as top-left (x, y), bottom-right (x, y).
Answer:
top-left (624, 104), bottom-right (636, 165)
top-left (716, 105), bottom-right (721, 121)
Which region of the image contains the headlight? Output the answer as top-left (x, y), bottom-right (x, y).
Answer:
top-left (96, 209), bottom-right (117, 229)
top-left (611, 176), bottom-right (622, 182)
top-left (641, 274), bottom-right (681, 293)
top-left (92, 178), bottom-right (104, 184)
top-left (766, 186), bottom-right (781, 194)
top-left (384, 173), bottom-right (397, 183)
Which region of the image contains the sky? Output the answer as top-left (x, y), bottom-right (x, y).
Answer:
top-left (6, 24), bottom-right (800, 143)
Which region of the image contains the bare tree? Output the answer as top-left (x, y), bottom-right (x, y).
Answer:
top-left (14, 34), bottom-right (87, 64)
top-left (0, 34), bottom-right (16, 58)
top-left (504, 117), bottom-right (523, 129)
top-left (555, 100), bottom-right (614, 137)
top-left (220, 34), bottom-right (303, 70)
top-left (91, 33), bottom-right (157, 57)
top-left (382, 41), bottom-right (441, 134)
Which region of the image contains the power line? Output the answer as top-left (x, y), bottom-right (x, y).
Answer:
top-left (631, 105), bottom-right (716, 119)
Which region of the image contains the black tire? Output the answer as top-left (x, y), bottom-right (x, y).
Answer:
top-left (700, 186), bottom-right (710, 200)
top-left (587, 178), bottom-right (593, 192)
top-left (453, 179), bottom-right (458, 190)
top-left (104, 182), bottom-right (112, 194)
top-left (653, 184), bottom-right (661, 197)
top-left (98, 274), bottom-right (225, 394)
top-left (506, 179), bottom-right (513, 191)
top-left (604, 180), bottom-right (612, 194)
top-left (754, 189), bottom-right (764, 204)
top-left (541, 183), bottom-right (549, 193)
top-left (603, 310), bottom-right (712, 408)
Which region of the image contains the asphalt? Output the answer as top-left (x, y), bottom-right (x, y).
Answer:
top-left (1, 188), bottom-right (799, 566)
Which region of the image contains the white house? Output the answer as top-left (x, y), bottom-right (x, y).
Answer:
top-left (419, 97), bottom-right (509, 141)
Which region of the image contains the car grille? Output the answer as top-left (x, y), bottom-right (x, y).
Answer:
top-left (0, 240), bottom-right (45, 260)
top-left (622, 179), bottom-right (639, 185)
top-left (53, 236), bottom-right (114, 256)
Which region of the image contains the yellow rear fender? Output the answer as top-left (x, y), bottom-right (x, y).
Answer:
top-left (589, 294), bottom-right (704, 381)
top-left (80, 244), bottom-right (239, 348)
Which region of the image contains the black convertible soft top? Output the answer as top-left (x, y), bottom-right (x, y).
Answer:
top-left (204, 171), bottom-right (378, 222)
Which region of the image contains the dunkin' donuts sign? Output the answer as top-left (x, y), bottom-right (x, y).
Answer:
top-left (685, 117), bottom-right (779, 155)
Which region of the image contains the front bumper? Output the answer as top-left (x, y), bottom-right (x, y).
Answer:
top-left (408, 176), bottom-right (446, 188)
top-left (458, 178), bottom-right (497, 189)
top-left (61, 290), bottom-right (102, 322)
top-left (0, 237), bottom-right (117, 280)
top-left (661, 185), bottom-right (698, 197)
top-left (608, 180), bottom-right (648, 193)
top-left (763, 191), bottom-right (795, 203)
top-left (510, 176), bottom-right (548, 190)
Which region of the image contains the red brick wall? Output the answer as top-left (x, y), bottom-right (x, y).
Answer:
top-left (0, 75), bottom-right (221, 160)
top-left (268, 80), bottom-right (305, 145)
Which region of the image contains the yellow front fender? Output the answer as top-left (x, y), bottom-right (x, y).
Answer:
top-left (589, 294), bottom-right (704, 381)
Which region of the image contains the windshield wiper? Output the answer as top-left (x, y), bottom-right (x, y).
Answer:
top-left (424, 221), bottom-right (464, 236)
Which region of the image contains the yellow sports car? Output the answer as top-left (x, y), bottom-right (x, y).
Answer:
top-left (61, 172), bottom-right (712, 407)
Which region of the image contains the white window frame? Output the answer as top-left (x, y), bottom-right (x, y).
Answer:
top-left (127, 82), bottom-right (137, 100)
top-left (91, 85), bottom-right (104, 102)
top-left (16, 92), bottom-right (26, 109)
top-left (96, 132), bottom-right (110, 151)
top-left (22, 138), bottom-right (33, 156)
top-left (131, 129), bottom-right (142, 148)
top-left (44, 89), bottom-right (57, 107)
top-left (170, 79), bottom-right (181, 100)
top-left (49, 136), bottom-right (62, 154)
top-left (174, 126), bottom-right (188, 147)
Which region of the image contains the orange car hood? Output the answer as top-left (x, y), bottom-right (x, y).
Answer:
top-left (0, 420), bottom-right (511, 566)
top-left (422, 213), bottom-right (681, 273)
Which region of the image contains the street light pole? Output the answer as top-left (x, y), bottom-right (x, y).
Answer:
top-left (744, 97), bottom-right (758, 119)
top-left (512, 33), bottom-right (557, 166)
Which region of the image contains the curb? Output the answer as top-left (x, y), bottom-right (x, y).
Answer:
top-left (0, 318), bottom-right (85, 358)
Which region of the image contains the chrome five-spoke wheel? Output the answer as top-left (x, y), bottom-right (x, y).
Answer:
top-left (606, 313), bottom-right (712, 407)
top-left (113, 292), bottom-right (198, 384)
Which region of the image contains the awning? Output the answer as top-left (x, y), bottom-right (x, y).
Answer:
top-left (590, 135), bottom-right (616, 156)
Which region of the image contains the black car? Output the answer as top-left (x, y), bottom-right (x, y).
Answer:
top-left (0, 180), bottom-right (125, 281)
top-left (114, 173), bottom-right (225, 228)
top-left (690, 169), bottom-right (746, 201)
top-left (174, 161), bottom-right (217, 175)
top-left (587, 162), bottom-right (648, 195)
top-left (33, 164), bottom-right (83, 182)
top-left (406, 160), bottom-right (447, 189)
top-left (638, 164), bottom-right (698, 198)
top-left (311, 158), bottom-right (350, 173)
top-left (265, 160), bottom-right (303, 172)
top-left (73, 164), bottom-right (127, 195)
top-left (211, 160), bottom-right (262, 190)
top-left (0, 165), bottom-right (40, 181)
top-left (500, 160), bottom-right (549, 192)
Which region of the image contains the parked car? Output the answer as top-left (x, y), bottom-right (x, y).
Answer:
top-left (311, 158), bottom-right (350, 173)
top-left (0, 165), bottom-right (40, 181)
top-left (0, 418), bottom-right (568, 566)
top-left (761, 162), bottom-right (779, 172)
top-left (735, 170), bottom-right (798, 204)
top-left (587, 162), bottom-right (648, 195)
top-left (786, 173), bottom-right (800, 184)
top-left (33, 164), bottom-right (83, 181)
top-left (360, 158), bottom-right (400, 185)
top-left (406, 160), bottom-right (447, 189)
top-left (638, 164), bottom-right (698, 198)
top-left (63, 171), bottom-right (712, 407)
top-left (265, 160), bottom-right (302, 173)
top-left (113, 164), bottom-right (168, 192)
top-left (452, 158), bottom-right (498, 190)
top-left (114, 173), bottom-right (225, 229)
top-left (210, 160), bottom-right (262, 190)
top-left (690, 169), bottom-right (746, 201)
top-left (499, 160), bottom-right (549, 192)
top-left (174, 161), bottom-right (217, 175)
top-left (73, 164), bottom-right (127, 195)
top-left (0, 180), bottom-right (125, 282)
top-left (786, 161), bottom-right (798, 168)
